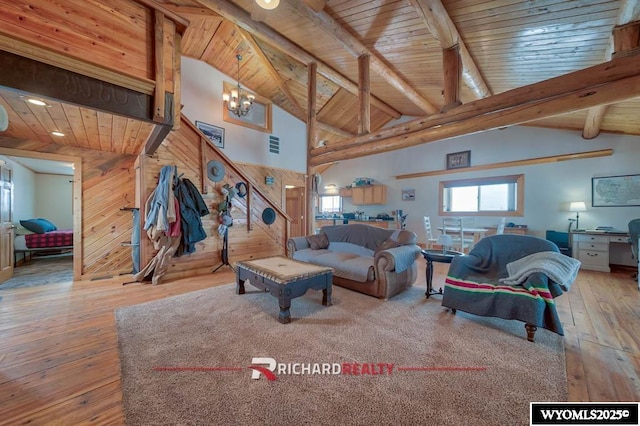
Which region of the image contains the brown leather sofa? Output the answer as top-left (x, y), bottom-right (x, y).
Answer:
top-left (287, 224), bottom-right (421, 299)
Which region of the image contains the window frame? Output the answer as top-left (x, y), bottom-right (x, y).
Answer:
top-left (438, 174), bottom-right (524, 217)
top-left (318, 194), bottom-right (342, 213)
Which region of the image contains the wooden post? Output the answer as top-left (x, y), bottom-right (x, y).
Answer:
top-left (442, 44), bottom-right (462, 111)
top-left (358, 54), bottom-right (371, 136)
top-left (306, 62), bottom-right (318, 235)
top-left (153, 10), bottom-right (166, 123)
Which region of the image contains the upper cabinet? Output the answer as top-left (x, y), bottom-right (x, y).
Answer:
top-left (351, 185), bottom-right (386, 205)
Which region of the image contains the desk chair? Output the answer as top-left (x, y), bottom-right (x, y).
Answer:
top-left (545, 230), bottom-right (571, 257)
top-left (423, 216), bottom-right (439, 249)
top-left (628, 219), bottom-right (640, 279)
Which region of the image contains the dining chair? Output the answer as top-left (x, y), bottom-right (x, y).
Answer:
top-left (496, 217), bottom-right (506, 235)
top-left (441, 217), bottom-right (474, 253)
top-left (423, 216), bottom-right (439, 249)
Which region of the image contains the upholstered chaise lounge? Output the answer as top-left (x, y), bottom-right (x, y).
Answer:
top-left (287, 224), bottom-right (421, 299)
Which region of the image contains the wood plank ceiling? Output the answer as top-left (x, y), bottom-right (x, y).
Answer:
top-left (1, 0), bottom-right (639, 157)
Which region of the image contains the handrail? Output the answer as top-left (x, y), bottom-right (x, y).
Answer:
top-left (181, 115), bottom-right (293, 223)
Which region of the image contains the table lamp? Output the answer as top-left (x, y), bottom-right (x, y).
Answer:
top-left (569, 201), bottom-right (587, 231)
top-left (437, 234), bottom-right (453, 254)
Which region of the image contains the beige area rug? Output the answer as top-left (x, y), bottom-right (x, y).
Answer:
top-left (115, 283), bottom-right (567, 426)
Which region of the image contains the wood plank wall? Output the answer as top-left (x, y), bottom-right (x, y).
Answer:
top-left (139, 117), bottom-right (290, 283)
top-left (235, 162), bottom-right (306, 209)
top-left (0, 137), bottom-right (136, 278)
top-left (0, 0), bottom-right (175, 93)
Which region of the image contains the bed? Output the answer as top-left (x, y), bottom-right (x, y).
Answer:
top-left (15, 218), bottom-right (73, 264)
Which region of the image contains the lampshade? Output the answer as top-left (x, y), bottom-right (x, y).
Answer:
top-left (255, 0), bottom-right (279, 10)
top-left (569, 201), bottom-right (587, 212)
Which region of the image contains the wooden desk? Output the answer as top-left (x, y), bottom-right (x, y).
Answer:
top-left (571, 231), bottom-right (633, 273)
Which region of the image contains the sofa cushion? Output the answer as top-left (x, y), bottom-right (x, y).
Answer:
top-left (328, 242), bottom-right (374, 257)
top-left (293, 249), bottom-right (375, 282)
top-left (306, 232), bottom-right (329, 250)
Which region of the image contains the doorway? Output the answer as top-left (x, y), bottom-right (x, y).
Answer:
top-left (285, 186), bottom-right (306, 238)
top-left (0, 148), bottom-right (81, 285)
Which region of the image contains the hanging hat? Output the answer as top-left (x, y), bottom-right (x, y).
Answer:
top-left (207, 160), bottom-right (225, 182)
top-left (235, 182), bottom-right (248, 198)
top-left (262, 207), bottom-right (276, 225)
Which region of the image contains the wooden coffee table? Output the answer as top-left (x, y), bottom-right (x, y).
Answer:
top-left (235, 256), bottom-right (333, 324)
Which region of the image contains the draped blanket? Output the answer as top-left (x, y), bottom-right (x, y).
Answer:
top-left (500, 251), bottom-right (581, 291)
top-left (442, 235), bottom-right (568, 335)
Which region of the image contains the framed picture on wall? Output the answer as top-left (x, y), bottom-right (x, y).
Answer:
top-left (196, 121), bottom-right (225, 149)
top-left (592, 174), bottom-right (640, 207)
top-left (446, 150), bottom-right (471, 169)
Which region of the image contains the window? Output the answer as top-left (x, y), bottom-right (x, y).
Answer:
top-left (439, 174), bottom-right (524, 216)
top-left (319, 195), bottom-right (341, 213)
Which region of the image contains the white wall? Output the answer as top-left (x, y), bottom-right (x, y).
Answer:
top-left (320, 125), bottom-right (640, 242)
top-left (1, 156), bottom-right (36, 225)
top-left (34, 174), bottom-right (73, 230)
top-left (181, 57), bottom-right (307, 173)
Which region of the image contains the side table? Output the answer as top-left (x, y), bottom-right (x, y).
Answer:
top-left (421, 249), bottom-right (464, 298)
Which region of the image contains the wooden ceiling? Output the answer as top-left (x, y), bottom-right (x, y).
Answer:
top-left (1, 0), bottom-right (639, 158)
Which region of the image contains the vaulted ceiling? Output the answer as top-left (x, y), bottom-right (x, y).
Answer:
top-left (1, 0), bottom-right (639, 160)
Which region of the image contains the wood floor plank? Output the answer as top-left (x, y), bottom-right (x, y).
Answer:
top-left (0, 262), bottom-right (638, 424)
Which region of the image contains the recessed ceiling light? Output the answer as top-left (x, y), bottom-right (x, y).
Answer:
top-left (26, 98), bottom-right (49, 107)
top-left (255, 0), bottom-right (279, 10)
top-left (51, 131), bottom-right (65, 137)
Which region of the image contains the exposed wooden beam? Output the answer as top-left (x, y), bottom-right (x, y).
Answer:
top-left (250, 1), bottom-right (268, 22)
top-left (290, 1), bottom-right (438, 115)
top-left (318, 122), bottom-right (354, 139)
top-left (307, 61), bottom-right (318, 234)
top-left (442, 45), bottom-right (461, 111)
top-left (358, 54), bottom-right (370, 136)
top-left (309, 54), bottom-right (640, 166)
top-left (153, 10), bottom-right (166, 123)
top-left (304, 0), bottom-right (326, 12)
top-left (582, 3), bottom-right (640, 139)
top-left (396, 149), bottom-right (614, 179)
top-left (408, 0), bottom-right (491, 99)
top-left (189, 1), bottom-right (401, 119)
top-left (133, 0), bottom-right (190, 34)
top-left (236, 27), bottom-right (306, 120)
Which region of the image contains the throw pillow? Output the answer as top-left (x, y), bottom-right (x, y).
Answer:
top-left (375, 238), bottom-right (399, 253)
top-left (36, 218), bottom-right (58, 232)
top-left (306, 232), bottom-right (329, 250)
top-left (20, 219), bottom-right (45, 234)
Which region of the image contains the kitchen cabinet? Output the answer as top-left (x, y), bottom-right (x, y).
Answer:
top-left (351, 185), bottom-right (386, 205)
top-left (339, 188), bottom-right (352, 197)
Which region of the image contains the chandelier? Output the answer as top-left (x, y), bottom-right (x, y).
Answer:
top-left (223, 55), bottom-right (255, 117)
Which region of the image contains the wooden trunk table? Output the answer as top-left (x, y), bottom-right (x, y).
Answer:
top-left (235, 256), bottom-right (333, 324)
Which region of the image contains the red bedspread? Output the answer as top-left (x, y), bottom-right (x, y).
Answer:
top-left (24, 230), bottom-right (73, 249)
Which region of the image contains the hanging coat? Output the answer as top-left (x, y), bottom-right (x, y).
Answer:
top-left (174, 177), bottom-right (210, 255)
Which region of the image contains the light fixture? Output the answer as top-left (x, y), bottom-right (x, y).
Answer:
top-left (222, 55), bottom-right (255, 117)
top-left (51, 131), bottom-right (65, 137)
top-left (437, 234), bottom-right (454, 254)
top-left (0, 105), bottom-right (7, 131)
top-left (21, 96), bottom-right (50, 107)
top-left (569, 201), bottom-right (587, 231)
top-left (255, 0), bottom-right (279, 10)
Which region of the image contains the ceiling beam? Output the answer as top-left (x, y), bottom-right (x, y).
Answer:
top-left (358, 54), bottom-right (370, 135)
top-left (235, 27), bottom-right (306, 120)
top-left (289, 1), bottom-right (438, 115)
top-left (189, 1), bottom-right (401, 119)
top-left (303, 0), bottom-right (326, 13)
top-left (309, 54), bottom-right (640, 166)
top-left (407, 0), bottom-right (491, 99)
top-left (582, 2), bottom-right (640, 139)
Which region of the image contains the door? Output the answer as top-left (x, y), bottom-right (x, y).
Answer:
top-left (0, 160), bottom-right (14, 283)
top-left (285, 186), bottom-right (305, 237)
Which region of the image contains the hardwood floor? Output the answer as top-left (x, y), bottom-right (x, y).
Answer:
top-left (0, 259), bottom-right (638, 425)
